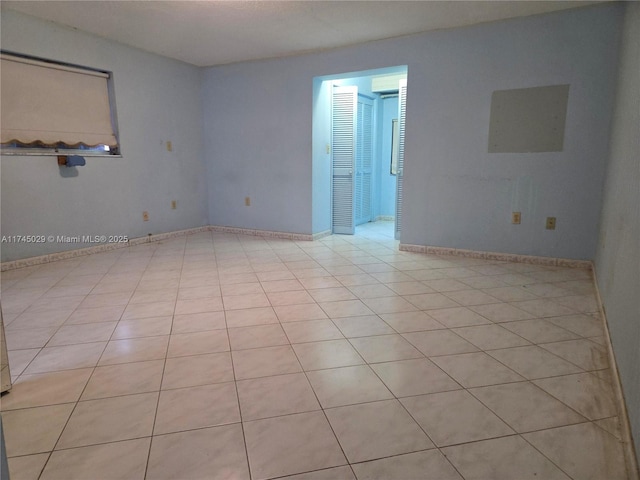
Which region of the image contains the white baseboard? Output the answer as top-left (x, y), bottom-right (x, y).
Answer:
top-left (399, 243), bottom-right (592, 269)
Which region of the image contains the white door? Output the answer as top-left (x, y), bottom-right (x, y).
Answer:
top-left (395, 79), bottom-right (407, 240)
top-left (332, 85), bottom-right (357, 235)
top-left (356, 95), bottom-right (373, 226)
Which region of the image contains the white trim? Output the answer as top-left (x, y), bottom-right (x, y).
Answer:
top-left (399, 243), bottom-right (592, 268)
top-left (592, 267), bottom-right (640, 479)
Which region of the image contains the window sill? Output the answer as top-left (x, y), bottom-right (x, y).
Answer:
top-left (1, 150), bottom-right (122, 158)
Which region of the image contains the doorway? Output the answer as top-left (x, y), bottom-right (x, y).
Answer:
top-left (311, 66), bottom-right (407, 241)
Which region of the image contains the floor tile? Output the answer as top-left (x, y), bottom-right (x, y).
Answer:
top-left (121, 301), bottom-right (176, 320)
top-left (162, 352), bottom-right (234, 389)
top-left (99, 336), bottom-right (168, 365)
top-left (351, 450), bottom-right (462, 480)
top-left (78, 292), bottom-right (132, 309)
top-left (481, 286), bottom-right (538, 302)
top-left (267, 290), bottom-right (316, 306)
top-left (422, 278), bottom-right (470, 292)
top-left (452, 324), bottom-right (531, 350)
top-left (146, 424), bottom-right (250, 480)
top-left (442, 435), bottom-right (571, 480)
top-left (293, 339), bottom-right (364, 370)
top-left (553, 294), bottom-right (600, 313)
top-left (177, 286), bottom-right (221, 300)
top-left (260, 279), bottom-right (305, 293)
top-left (335, 273), bottom-right (379, 287)
top-left (47, 322), bottom-right (117, 346)
top-left (154, 382), bottom-right (240, 434)
top-left (523, 423), bottom-right (627, 480)
top-left (63, 305), bottom-right (125, 325)
top-left (386, 281), bottom-right (435, 295)
top-left (331, 315), bottom-right (395, 338)
top-left (225, 307), bottom-right (279, 328)
top-left (534, 373), bottom-right (618, 420)
top-left (8, 453), bottom-right (50, 480)
top-left (24, 342), bottom-right (106, 374)
top-left (547, 314), bottom-right (605, 337)
top-left (594, 416), bottom-right (623, 440)
top-left (511, 299), bottom-right (576, 318)
top-left (487, 345), bottom-right (584, 379)
top-left (228, 324), bottom-right (288, 350)
top-left (129, 288), bottom-right (178, 305)
top-left (402, 293), bottom-right (460, 310)
top-left (244, 411), bottom-right (346, 480)
top-left (427, 307), bottom-right (492, 328)
top-left (1, 368), bottom-right (93, 410)
top-left (167, 329), bottom-right (230, 357)
top-left (469, 381), bottom-right (586, 432)
top-left (282, 319), bottom-right (344, 343)
top-left (347, 284), bottom-right (397, 299)
top-left (540, 338), bottom-right (609, 370)
top-left (221, 282), bottom-right (264, 296)
top-left (501, 318), bottom-right (580, 343)
top-left (402, 330), bottom-right (479, 357)
top-left (470, 303), bottom-right (534, 322)
top-left (81, 359), bottom-right (164, 400)
top-left (443, 289), bottom-right (501, 306)
top-left (223, 292), bottom-right (271, 310)
top-left (326, 399), bottom-right (434, 463)
top-left (284, 466), bottom-right (356, 480)
top-left (236, 372), bottom-right (320, 421)
top-left (56, 392), bottom-right (157, 449)
top-left (432, 352), bottom-right (524, 387)
top-left (232, 345), bottom-right (302, 379)
top-left (319, 300), bottom-right (375, 318)
top-left (3, 403), bottom-right (75, 457)
top-left (309, 286), bottom-right (358, 302)
top-left (306, 365), bottom-right (393, 408)
top-left (170, 311), bottom-right (226, 333)
top-left (371, 358), bottom-right (461, 397)
top-left (274, 303), bottom-right (329, 322)
top-left (112, 316), bottom-right (173, 339)
top-left (5, 327), bottom-right (57, 350)
top-left (298, 276), bottom-right (343, 289)
top-left (174, 297), bottom-right (223, 315)
top-left (349, 334), bottom-right (423, 363)
top-left (379, 311), bottom-right (445, 333)
top-left (41, 438), bottom-right (150, 480)
top-left (401, 390), bottom-right (513, 446)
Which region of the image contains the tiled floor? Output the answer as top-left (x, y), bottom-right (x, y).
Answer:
top-left (0, 221), bottom-right (631, 479)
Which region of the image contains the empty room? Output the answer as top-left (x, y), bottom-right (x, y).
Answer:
top-left (0, 1), bottom-right (638, 479)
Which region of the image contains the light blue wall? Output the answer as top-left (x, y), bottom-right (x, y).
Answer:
top-left (595, 3), bottom-right (640, 466)
top-left (0, 10), bottom-right (208, 262)
top-left (202, 58), bottom-right (313, 234)
top-left (378, 96), bottom-right (398, 218)
top-left (203, 4), bottom-right (622, 259)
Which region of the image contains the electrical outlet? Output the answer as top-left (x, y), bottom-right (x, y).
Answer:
top-left (326, 144), bottom-right (331, 154)
top-left (166, 141), bottom-right (172, 152)
top-left (171, 200), bottom-right (177, 210)
top-left (143, 211), bottom-right (149, 221)
top-left (245, 197), bottom-right (251, 206)
top-left (546, 217), bottom-right (556, 230)
top-left (512, 212), bottom-right (521, 224)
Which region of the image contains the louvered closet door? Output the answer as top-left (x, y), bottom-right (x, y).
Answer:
top-left (355, 95), bottom-right (373, 226)
top-left (332, 86), bottom-right (357, 235)
top-left (395, 78), bottom-right (407, 240)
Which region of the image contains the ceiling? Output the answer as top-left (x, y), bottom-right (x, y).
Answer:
top-left (2, 1), bottom-right (597, 67)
